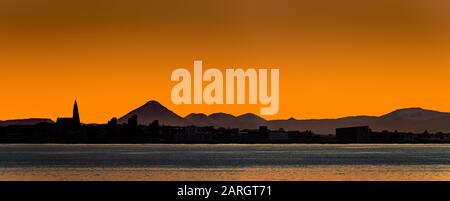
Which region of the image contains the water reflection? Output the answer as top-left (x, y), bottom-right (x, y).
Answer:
top-left (0, 144), bottom-right (449, 181)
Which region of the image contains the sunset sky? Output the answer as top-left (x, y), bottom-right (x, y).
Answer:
top-left (1, 0), bottom-right (450, 123)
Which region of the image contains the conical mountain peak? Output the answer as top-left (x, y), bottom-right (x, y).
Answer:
top-left (118, 100), bottom-right (186, 126)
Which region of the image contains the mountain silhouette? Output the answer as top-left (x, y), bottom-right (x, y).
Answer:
top-left (121, 101), bottom-right (450, 134)
top-left (118, 100), bottom-right (187, 126)
top-left (185, 112), bottom-right (267, 129)
top-left (381, 107), bottom-right (450, 121)
top-left (208, 113), bottom-right (238, 128)
top-left (236, 113), bottom-right (268, 128)
top-left (267, 108), bottom-right (450, 134)
top-left (0, 118), bottom-right (54, 126)
top-left (185, 113), bottom-right (219, 127)
top-left (8, 100), bottom-right (422, 134)
top-left (3, 101), bottom-right (448, 134)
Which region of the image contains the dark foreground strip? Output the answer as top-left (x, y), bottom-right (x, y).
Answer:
top-left (0, 181), bottom-right (447, 200)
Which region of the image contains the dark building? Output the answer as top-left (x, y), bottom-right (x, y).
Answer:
top-left (73, 100), bottom-right (81, 128)
top-left (128, 115), bottom-right (138, 128)
top-left (107, 117), bottom-right (118, 133)
top-left (56, 118), bottom-right (75, 127)
top-left (336, 126), bottom-right (371, 142)
top-left (288, 130), bottom-right (313, 141)
top-left (56, 100), bottom-right (81, 129)
top-left (148, 120), bottom-right (159, 137)
top-left (108, 117), bottom-right (118, 128)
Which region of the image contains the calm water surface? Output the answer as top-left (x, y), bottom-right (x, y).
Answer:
top-left (0, 144), bottom-right (449, 180)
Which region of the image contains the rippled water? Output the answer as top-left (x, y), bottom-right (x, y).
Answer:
top-left (0, 144), bottom-right (449, 180)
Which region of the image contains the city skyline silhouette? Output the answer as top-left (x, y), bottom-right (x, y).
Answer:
top-left (2, 99), bottom-right (450, 136)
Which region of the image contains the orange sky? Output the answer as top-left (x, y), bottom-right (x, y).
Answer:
top-left (0, 0), bottom-right (450, 123)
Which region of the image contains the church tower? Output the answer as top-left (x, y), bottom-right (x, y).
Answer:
top-left (73, 100), bottom-right (81, 128)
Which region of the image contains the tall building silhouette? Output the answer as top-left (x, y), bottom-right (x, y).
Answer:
top-left (73, 100), bottom-right (81, 128)
top-left (56, 100), bottom-right (81, 129)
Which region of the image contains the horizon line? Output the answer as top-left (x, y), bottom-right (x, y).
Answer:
top-left (0, 99), bottom-right (446, 124)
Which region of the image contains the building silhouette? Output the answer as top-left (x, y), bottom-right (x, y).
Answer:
top-left (73, 100), bottom-right (81, 128)
top-left (336, 126), bottom-right (371, 143)
top-left (56, 100), bottom-right (81, 129)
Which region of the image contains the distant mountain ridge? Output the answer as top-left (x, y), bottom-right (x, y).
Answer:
top-left (267, 107), bottom-right (450, 134)
top-left (185, 112), bottom-right (268, 129)
top-left (118, 101), bottom-right (450, 134)
top-left (381, 107), bottom-right (450, 121)
top-left (0, 118), bottom-right (54, 126)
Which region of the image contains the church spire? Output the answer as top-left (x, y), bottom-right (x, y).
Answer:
top-left (73, 100), bottom-right (81, 128)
